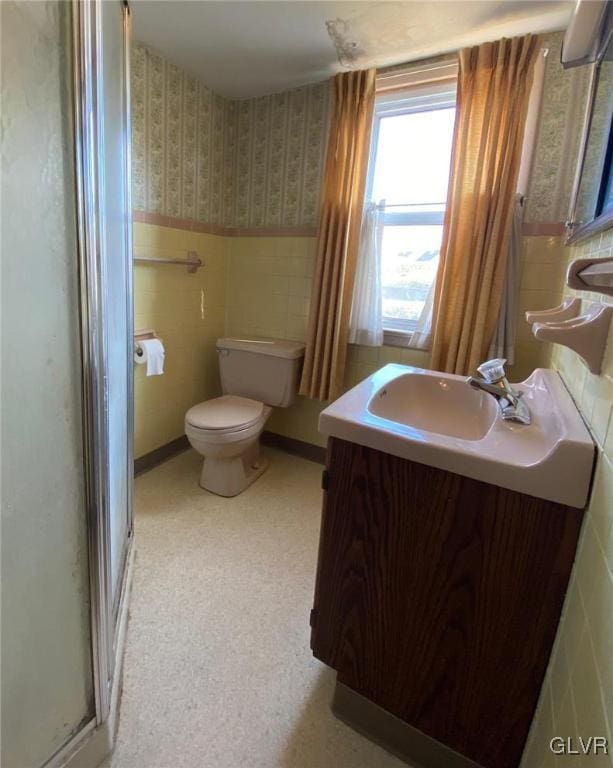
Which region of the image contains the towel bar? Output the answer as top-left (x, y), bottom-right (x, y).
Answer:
top-left (133, 250), bottom-right (203, 273)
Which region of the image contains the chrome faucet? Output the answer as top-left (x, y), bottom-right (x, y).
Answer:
top-left (468, 358), bottom-right (531, 425)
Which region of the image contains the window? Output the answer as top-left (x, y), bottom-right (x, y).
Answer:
top-left (366, 75), bottom-right (457, 342)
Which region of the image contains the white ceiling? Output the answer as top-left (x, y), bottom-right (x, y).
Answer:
top-left (131, 1), bottom-right (574, 99)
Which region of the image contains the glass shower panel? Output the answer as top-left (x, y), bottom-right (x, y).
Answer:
top-left (99, 0), bottom-right (133, 620)
top-left (1, 2), bottom-right (94, 765)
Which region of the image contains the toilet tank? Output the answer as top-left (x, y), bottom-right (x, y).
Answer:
top-left (216, 337), bottom-right (305, 407)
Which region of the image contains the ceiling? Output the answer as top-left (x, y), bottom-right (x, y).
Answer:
top-left (131, 1), bottom-right (574, 99)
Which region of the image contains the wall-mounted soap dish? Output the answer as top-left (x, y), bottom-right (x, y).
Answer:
top-left (531, 303), bottom-right (612, 374)
top-left (567, 256), bottom-right (613, 297)
top-left (525, 298), bottom-right (581, 325)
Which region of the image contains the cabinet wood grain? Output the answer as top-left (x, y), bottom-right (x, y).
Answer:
top-left (311, 438), bottom-right (584, 768)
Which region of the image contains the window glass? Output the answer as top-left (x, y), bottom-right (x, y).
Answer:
top-left (380, 224), bottom-right (444, 327)
top-left (371, 108), bottom-right (455, 206)
top-left (368, 86), bottom-right (456, 333)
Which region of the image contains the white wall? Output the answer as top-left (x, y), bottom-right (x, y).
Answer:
top-left (1, 3), bottom-right (95, 766)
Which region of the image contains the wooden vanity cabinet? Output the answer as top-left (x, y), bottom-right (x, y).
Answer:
top-left (310, 438), bottom-right (584, 768)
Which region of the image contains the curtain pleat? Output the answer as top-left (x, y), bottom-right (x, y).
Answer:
top-left (430, 35), bottom-right (542, 376)
top-left (299, 69), bottom-right (376, 401)
top-left (348, 201), bottom-right (385, 346)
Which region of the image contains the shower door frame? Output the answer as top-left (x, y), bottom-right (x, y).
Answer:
top-left (72, 0), bottom-right (134, 730)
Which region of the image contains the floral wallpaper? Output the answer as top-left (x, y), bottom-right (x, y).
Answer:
top-left (133, 34), bottom-right (579, 228)
top-left (229, 84), bottom-right (330, 228)
top-left (525, 32), bottom-right (590, 224)
top-left (131, 42), bottom-right (330, 229)
top-left (131, 43), bottom-right (232, 226)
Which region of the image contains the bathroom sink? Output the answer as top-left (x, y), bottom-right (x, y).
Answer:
top-left (319, 364), bottom-right (594, 508)
top-left (367, 372), bottom-right (499, 441)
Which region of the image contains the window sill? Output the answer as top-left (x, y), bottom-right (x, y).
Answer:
top-left (383, 329), bottom-right (425, 349)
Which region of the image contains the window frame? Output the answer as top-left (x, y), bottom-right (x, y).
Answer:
top-left (366, 76), bottom-right (457, 346)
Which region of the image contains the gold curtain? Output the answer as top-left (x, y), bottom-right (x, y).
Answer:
top-left (299, 69), bottom-right (376, 401)
top-left (430, 35), bottom-right (542, 375)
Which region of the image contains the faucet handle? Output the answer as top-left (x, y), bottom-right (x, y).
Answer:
top-left (476, 358), bottom-right (507, 384)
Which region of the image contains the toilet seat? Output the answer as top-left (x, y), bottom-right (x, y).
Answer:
top-left (185, 395), bottom-right (264, 433)
top-left (185, 418), bottom-right (266, 450)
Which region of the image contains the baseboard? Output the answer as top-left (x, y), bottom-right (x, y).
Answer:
top-left (135, 431), bottom-right (325, 474)
top-left (261, 430), bottom-right (326, 464)
top-left (134, 435), bottom-right (190, 475)
top-left (47, 543), bottom-right (136, 768)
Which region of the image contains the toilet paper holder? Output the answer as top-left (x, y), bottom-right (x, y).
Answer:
top-left (134, 328), bottom-right (161, 358)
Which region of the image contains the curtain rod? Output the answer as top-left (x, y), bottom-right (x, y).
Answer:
top-left (372, 197), bottom-right (526, 210)
top-left (373, 201), bottom-right (446, 209)
top-left (377, 45), bottom-right (548, 82)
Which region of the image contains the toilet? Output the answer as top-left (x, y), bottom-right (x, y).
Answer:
top-left (185, 337), bottom-right (305, 497)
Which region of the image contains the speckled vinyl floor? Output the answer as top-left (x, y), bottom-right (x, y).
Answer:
top-left (104, 447), bottom-right (406, 768)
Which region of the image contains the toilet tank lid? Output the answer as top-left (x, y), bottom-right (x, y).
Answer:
top-left (216, 337), bottom-right (305, 360)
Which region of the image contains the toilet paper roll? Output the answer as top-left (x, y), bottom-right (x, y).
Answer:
top-left (134, 338), bottom-right (165, 376)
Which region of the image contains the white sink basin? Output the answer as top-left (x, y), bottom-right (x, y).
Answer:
top-left (368, 372), bottom-right (499, 441)
top-left (319, 364), bottom-right (594, 508)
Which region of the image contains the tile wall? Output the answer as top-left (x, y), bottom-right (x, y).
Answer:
top-left (133, 223), bottom-right (226, 457)
top-left (225, 236), bottom-right (316, 341)
top-left (510, 235), bottom-right (568, 382)
top-left (224, 234), bottom-right (430, 446)
top-left (521, 230), bottom-right (613, 768)
top-left (132, 230), bottom-right (572, 454)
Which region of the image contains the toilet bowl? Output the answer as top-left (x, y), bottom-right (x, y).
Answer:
top-left (185, 337), bottom-right (304, 497)
top-left (185, 395), bottom-right (273, 497)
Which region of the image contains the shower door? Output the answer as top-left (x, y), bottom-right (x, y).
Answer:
top-left (100, 0), bottom-right (134, 632)
top-left (1, 4), bottom-right (95, 766)
top-left (2, 0), bottom-right (133, 766)
top-left (73, 0), bottom-right (134, 722)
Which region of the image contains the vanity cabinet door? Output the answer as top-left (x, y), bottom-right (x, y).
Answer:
top-left (310, 437), bottom-right (583, 768)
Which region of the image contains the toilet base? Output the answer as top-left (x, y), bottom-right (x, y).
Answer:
top-left (199, 441), bottom-right (269, 497)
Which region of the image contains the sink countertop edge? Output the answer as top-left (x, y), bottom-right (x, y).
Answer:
top-left (318, 365), bottom-right (594, 509)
